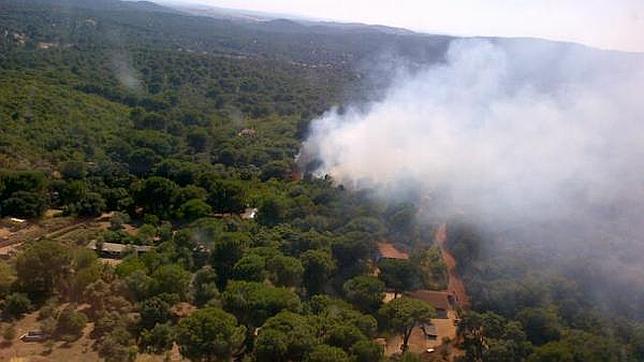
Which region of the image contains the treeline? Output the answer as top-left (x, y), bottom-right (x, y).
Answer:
top-left (447, 221), bottom-right (644, 361)
top-left (0, 0), bottom-right (450, 67)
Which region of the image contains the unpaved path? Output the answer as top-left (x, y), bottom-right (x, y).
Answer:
top-left (435, 223), bottom-right (470, 309)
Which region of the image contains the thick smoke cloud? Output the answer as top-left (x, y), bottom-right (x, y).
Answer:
top-left (303, 39), bottom-right (644, 316)
top-left (303, 39), bottom-right (644, 224)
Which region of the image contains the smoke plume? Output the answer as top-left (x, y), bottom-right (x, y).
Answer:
top-left (302, 39), bottom-right (644, 316)
top-left (303, 39), bottom-right (644, 223)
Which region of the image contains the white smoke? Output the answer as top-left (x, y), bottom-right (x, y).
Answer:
top-left (303, 39), bottom-right (644, 223)
top-left (111, 52), bottom-right (143, 93)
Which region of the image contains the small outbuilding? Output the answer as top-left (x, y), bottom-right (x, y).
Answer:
top-left (87, 240), bottom-right (153, 259)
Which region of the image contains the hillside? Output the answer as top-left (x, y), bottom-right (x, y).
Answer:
top-left (0, 1), bottom-right (643, 361)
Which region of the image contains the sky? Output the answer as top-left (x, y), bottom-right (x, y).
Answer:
top-left (166, 0), bottom-right (644, 52)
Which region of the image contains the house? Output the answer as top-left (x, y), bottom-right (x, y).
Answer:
top-left (375, 242), bottom-right (409, 261)
top-left (87, 240), bottom-right (153, 259)
top-left (406, 290), bottom-right (453, 319)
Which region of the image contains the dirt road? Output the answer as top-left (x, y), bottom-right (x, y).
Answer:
top-left (435, 223), bottom-right (470, 309)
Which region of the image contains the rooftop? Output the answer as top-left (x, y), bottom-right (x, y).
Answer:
top-left (407, 290), bottom-right (452, 310)
top-left (376, 242), bottom-right (409, 260)
top-left (87, 240), bottom-right (153, 254)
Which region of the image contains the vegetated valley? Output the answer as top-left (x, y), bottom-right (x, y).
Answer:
top-left (0, 0), bottom-right (643, 361)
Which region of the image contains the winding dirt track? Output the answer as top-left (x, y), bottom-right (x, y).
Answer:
top-left (435, 223), bottom-right (470, 309)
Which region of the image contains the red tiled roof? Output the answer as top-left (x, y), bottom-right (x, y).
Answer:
top-left (407, 290), bottom-right (452, 310)
top-left (377, 242), bottom-right (409, 260)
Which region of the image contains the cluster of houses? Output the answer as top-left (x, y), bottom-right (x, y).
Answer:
top-left (85, 208), bottom-right (259, 261)
top-left (375, 242), bottom-right (459, 355)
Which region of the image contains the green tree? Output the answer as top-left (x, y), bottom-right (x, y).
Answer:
top-left (187, 128), bottom-right (210, 153)
top-left (2, 293), bottom-right (31, 319)
top-left (97, 326), bottom-right (138, 362)
top-left (117, 263), bottom-right (155, 300)
top-left (57, 180), bottom-right (88, 206)
top-left (379, 297), bottom-right (435, 352)
top-left (232, 254), bottom-right (266, 282)
top-left (0, 261), bottom-right (16, 297)
top-left (1, 191), bottom-right (47, 218)
top-left (151, 264), bottom-right (191, 300)
top-left (205, 179), bottom-right (246, 214)
top-left (134, 177), bottom-right (178, 219)
top-left (342, 275), bottom-right (385, 313)
top-left (140, 322), bottom-right (175, 353)
top-left (632, 325), bottom-right (644, 361)
top-left (177, 199), bottom-right (212, 222)
top-left (351, 340), bottom-right (384, 362)
top-left (103, 187), bottom-right (133, 211)
top-left (527, 342), bottom-right (573, 362)
top-left (528, 330), bottom-right (622, 362)
top-left (413, 246), bottom-right (448, 290)
top-left (267, 255), bottom-right (304, 288)
top-left (302, 249), bottom-right (335, 296)
top-left (309, 296), bottom-right (378, 339)
top-left (15, 241), bottom-right (72, 298)
top-left (70, 261), bottom-right (101, 301)
top-left (324, 323), bottom-right (367, 351)
top-left (173, 185), bottom-right (207, 206)
top-left (378, 259), bottom-right (418, 297)
top-left (139, 296), bottom-right (172, 330)
top-left (192, 266), bottom-right (219, 307)
top-left (72, 192), bottom-right (106, 217)
top-left (176, 307), bottom-right (246, 362)
top-left (60, 161), bottom-right (88, 179)
top-left (256, 196), bottom-right (287, 226)
top-left (386, 203), bottom-right (416, 238)
top-left (255, 311), bottom-right (318, 362)
top-left (305, 345), bottom-right (351, 362)
top-left (133, 112), bottom-right (168, 130)
top-left (331, 232), bottom-right (374, 274)
top-left (222, 280), bottom-right (301, 328)
top-left (0, 171), bottom-right (47, 199)
top-left (260, 160), bottom-right (293, 181)
top-left (517, 307), bottom-right (562, 346)
top-left (211, 233), bottom-right (248, 289)
top-left (55, 306), bottom-right (88, 340)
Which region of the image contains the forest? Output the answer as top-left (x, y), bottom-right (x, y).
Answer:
top-left (0, 0), bottom-right (643, 361)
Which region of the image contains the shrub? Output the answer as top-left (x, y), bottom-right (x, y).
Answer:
top-left (56, 306), bottom-right (88, 339)
top-left (3, 293), bottom-right (31, 319)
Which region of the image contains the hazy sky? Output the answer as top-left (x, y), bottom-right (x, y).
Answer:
top-left (170, 0), bottom-right (644, 52)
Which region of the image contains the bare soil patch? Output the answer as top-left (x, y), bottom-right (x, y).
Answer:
top-left (434, 224), bottom-right (470, 308)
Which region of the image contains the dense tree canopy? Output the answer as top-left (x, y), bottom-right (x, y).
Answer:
top-left (342, 275), bottom-right (385, 313)
top-left (221, 281), bottom-right (301, 328)
top-left (176, 307), bottom-right (246, 361)
top-left (0, 1), bottom-right (642, 361)
top-left (15, 241), bottom-right (72, 299)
